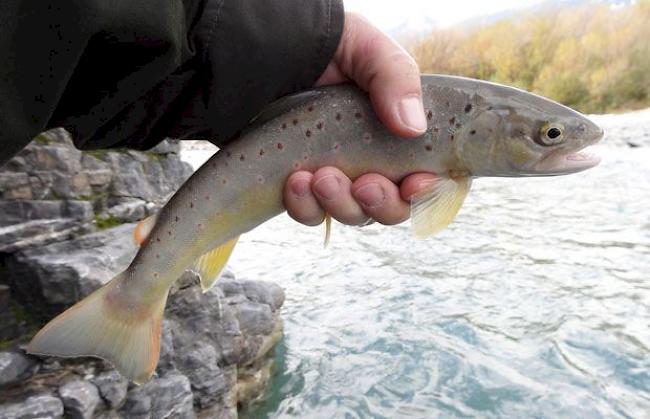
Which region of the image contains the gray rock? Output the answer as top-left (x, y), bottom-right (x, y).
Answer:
top-left (85, 170), bottom-right (113, 188)
top-left (0, 350), bottom-right (35, 386)
top-left (50, 172), bottom-right (92, 199)
top-left (0, 200), bottom-right (67, 227)
top-left (92, 370), bottom-right (129, 410)
top-left (0, 219), bottom-right (87, 253)
top-left (0, 172), bottom-right (32, 200)
top-left (121, 373), bottom-right (195, 419)
top-left (242, 280), bottom-right (285, 311)
top-left (58, 379), bottom-right (100, 419)
top-left (175, 342), bottom-right (230, 408)
top-left (236, 301), bottom-right (274, 336)
top-left (6, 223), bottom-right (137, 315)
top-left (148, 140), bottom-right (182, 155)
top-left (106, 198), bottom-right (147, 222)
top-left (65, 201), bottom-right (94, 223)
top-left (0, 394), bottom-right (64, 419)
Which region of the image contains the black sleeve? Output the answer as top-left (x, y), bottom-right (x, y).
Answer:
top-left (0, 0), bottom-right (344, 167)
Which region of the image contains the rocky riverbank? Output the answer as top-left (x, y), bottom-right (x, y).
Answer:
top-left (0, 130), bottom-right (284, 418)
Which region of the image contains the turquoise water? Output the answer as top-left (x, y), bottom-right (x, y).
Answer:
top-left (185, 110), bottom-right (650, 418)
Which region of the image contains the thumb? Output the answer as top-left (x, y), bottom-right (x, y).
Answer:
top-left (325, 13), bottom-right (426, 138)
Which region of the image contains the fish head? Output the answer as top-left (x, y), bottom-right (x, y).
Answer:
top-left (455, 83), bottom-right (604, 177)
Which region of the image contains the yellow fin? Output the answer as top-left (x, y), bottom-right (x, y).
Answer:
top-left (323, 213), bottom-right (332, 248)
top-left (133, 214), bottom-right (158, 246)
top-left (410, 175), bottom-right (472, 239)
top-left (28, 271), bottom-right (168, 385)
top-left (194, 236), bottom-right (239, 292)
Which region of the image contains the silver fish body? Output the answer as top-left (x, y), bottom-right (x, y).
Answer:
top-left (28, 75), bottom-right (603, 383)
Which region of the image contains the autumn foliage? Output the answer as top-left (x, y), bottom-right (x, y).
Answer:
top-left (410, 0), bottom-right (650, 113)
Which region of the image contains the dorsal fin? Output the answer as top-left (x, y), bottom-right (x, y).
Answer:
top-left (247, 90), bottom-right (326, 129)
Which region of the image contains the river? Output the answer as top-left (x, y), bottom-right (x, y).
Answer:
top-left (182, 108), bottom-right (650, 418)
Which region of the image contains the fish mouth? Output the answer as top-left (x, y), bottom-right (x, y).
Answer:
top-left (534, 146), bottom-right (601, 175)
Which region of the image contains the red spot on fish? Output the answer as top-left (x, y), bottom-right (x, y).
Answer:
top-left (334, 143), bottom-right (341, 152)
top-left (293, 161), bottom-right (301, 170)
top-left (362, 133), bottom-right (372, 145)
top-left (277, 143), bottom-right (284, 150)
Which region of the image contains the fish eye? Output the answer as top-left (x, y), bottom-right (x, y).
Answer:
top-left (537, 123), bottom-right (565, 146)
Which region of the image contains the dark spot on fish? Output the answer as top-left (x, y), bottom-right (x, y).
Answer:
top-left (167, 231), bottom-right (172, 236)
top-left (226, 151), bottom-right (231, 158)
top-left (455, 123), bottom-right (462, 129)
top-left (446, 101), bottom-right (450, 108)
top-left (306, 130), bottom-right (312, 137)
top-left (277, 143), bottom-right (284, 150)
top-left (354, 112), bottom-right (362, 119)
top-left (190, 202), bottom-right (194, 208)
top-left (425, 144), bottom-right (433, 151)
top-left (197, 223), bottom-right (202, 229)
top-left (292, 119), bottom-right (298, 126)
top-left (450, 135), bottom-right (455, 141)
top-left (470, 130), bottom-right (476, 135)
top-left (427, 110), bottom-right (433, 119)
top-left (334, 143), bottom-right (341, 151)
top-left (153, 272), bottom-right (159, 278)
top-left (317, 122), bottom-right (324, 130)
top-left (205, 195), bottom-right (210, 201)
top-left (239, 154), bottom-right (245, 161)
top-left (175, 216), bottom-right (179, 222)
top-left (449, 117), bottom-right (456, 125)
top-left (211, 162), bottom-right (217, 169)
top-left (156, 254), bottom-right (160, 259)
top-left (282, 123), bottom-right (287, 129)
top-left (303, 154), bottom-right (309, 160)
top-left (336, 113), bottom-right (342, 121)
top-left (465, 104), bottom-right (473, 113)
top-left (259, 148), bottom-right (265, 156)
top-left (308, 106), bottom-right (314, 112)
top-left (433, 127), bottom-right (440, 133)
top-left (222, 179), bottom-right (227, 184)
top-left (487, 106), bottom-right (493, 111)
top-left (156, 237), bottom-right (160, 242)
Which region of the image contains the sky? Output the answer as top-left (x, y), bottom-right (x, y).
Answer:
top-left (344, 0), bottom-right (545, 30)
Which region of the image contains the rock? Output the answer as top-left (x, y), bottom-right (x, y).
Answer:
top-left (242, 280), bottom-right (285, 311)
top-left (237, 357), bottom-right (275, 408)
top-left (58, 380), bottom-right (100, 419)
top-left (0, 201), bottom-right (68, 227)
top-left (121, 373), bottom-right (195, 419)
top-left (0, 219), bottom-right (88, 254)
top-left (65, 201), bottom-right (94, 223)
top-left (236, 301), bottom-right (274, 336)
top-left (92, 371), bottom-right (129, 410)
top-left (174, 342), bottom-right (231, 409)
top-left (106, 198), bottom-right (147, 223)
top-left (0, 350), bottom-right (35, 386)
top-left (0, 394), bottom-right (64, 419)
top-left (5, 223), bottom-right (137, 316)
top-left (148, 139), bottom-right (182, 155)
top-left (0, 172), bottom-right (32, 200)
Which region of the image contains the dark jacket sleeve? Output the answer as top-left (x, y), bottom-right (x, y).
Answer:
top-left (0, 0), bottom-right (344, 167)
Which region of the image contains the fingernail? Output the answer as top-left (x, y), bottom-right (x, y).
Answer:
top-left (354, 183), bottom-right (385, 208)
top-left (313, 175), bottom-right (341, 200)
top-left (398, 96), bottom-right (427, 134)
top-left (290, 178), bottom-right (311, 198)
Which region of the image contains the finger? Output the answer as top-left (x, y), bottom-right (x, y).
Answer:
top-left (351, 174), bottom-right (410, 225)
top-left (284, 171), bottom-right (325, 226)
top-left (400, 173), bottom-right (440, 202)
top-left (311, 167), bottom-right (369, 226)
top-left (331, 13), bottom-right (426, 138)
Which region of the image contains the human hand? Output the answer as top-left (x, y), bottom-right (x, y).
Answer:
top-left (283, 12), bottom-right (438, 227)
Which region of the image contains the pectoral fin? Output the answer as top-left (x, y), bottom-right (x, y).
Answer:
top-left (193, 236), bottom-right (240, 292)
top-left (324, 213), bottom-right (332, 248)
top-left (410, 176), bottom-right (472, 239)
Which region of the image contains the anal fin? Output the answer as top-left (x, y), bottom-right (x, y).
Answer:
top-left (410, 175), bottom-right (472, 239)
top-left (193, 236), bottom-right (240, 292)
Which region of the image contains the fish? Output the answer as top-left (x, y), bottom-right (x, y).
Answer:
top-left (27, 75), bottom-right (604, 383)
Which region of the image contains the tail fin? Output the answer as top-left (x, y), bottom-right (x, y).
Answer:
top-left (27, 271), bottom-right (168, 384)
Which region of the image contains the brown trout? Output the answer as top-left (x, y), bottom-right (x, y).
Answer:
top-left (28, 75), bottom-right (603, 383)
